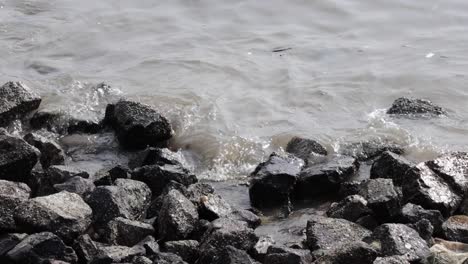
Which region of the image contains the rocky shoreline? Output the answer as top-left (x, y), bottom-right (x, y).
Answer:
top-left (0, 81), bottom-right (467, 264)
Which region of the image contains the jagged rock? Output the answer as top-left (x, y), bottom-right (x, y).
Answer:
top-left (366, 224), bottom-right (430, 263)
top-left (442, 215), bottom-right (468, 244)
top-left (326, 195), bottom-right (372, 222)
top-left (198, 193), bottom-right (233, 221)
top-left (158, 189), bottom-right (199, 241)
top-left (338, 180), bottom-right (363, 197)
top-left (30, 110), bottom-right (101, 135)
top-left (0, 233), bottom-right (27, 260)
top-left (249, 152), bottom-right (304, 209)
top-left (397, 203), bottom-right (444, 234)
top-left (104, 100), bottom-right (173, 149)
top-left (0, 81), bottom-right (41, 127)
top-left (14, 191), bottom-right (92, 241)
top-left (210, 246), bottom-right (256, 264)
top-left (72, 234), bottom-right (99, 264)
top-left (387, 97), bottom-right (446, 116)
top-left (264, 245), bottom-right (312, 264)
top-left (198, 218), bottom-right (258, 263)
top-left (0, 180), bottom-right (31, 232)
top-left (129, 147), bottom-right (184, 169)
top-left (230, 209), bottom-right (261, 229)
top-left (340, 141), bottom-right (404, 161)
top-left (86, 179), bottom-right (152, 224)
top-left (164, 240), bottom-right (199, 263)
top-left (146, 180), bottom-right (190, 220)
top-left (311, 241), bottom-right (378, 264)
top-left (6, 232), bottom-right (78, 264)
top-left (132, 164), bottom-right (197, 197)
top-left (94, 165), bottom-right (130, 186)
top-left (153, 252), bottom-right (188, 264)
top-left (358, 178), bottom-right (401, 221)
top-left (402, 163), bottom-right (462, 216)
top-left (408, 219), bottom-right (434, 246)
top-left (103, 217), bottom-right (155, 246)
top-left (306, 215), bottom-right (372, 251)
top-left (28, 165), bottom-right (90, 197)
top-left (285, 136), bottom-right (327, 161)
top-left (373, 256), bottom-right (410, 264)
top-left (24, 132), bottom-right (65, 169)
top-left (294, 155), bottom-right (359, 200)
top-left (426, 152), bottom-right (468, 195)
top-left (370, 151), bottom-right (413, 186)
top-left (0, 135), bottom-right (39, 182)
top-left (54, 176), bottom-right (95, 197)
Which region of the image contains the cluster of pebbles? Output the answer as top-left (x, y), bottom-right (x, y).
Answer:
top-left (0, 81), bottom-right (467, 264)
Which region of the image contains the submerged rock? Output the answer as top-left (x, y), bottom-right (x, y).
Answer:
top-left (306, 215), bottom-right (372, 251)
top-left (24, 132), bottom-right (65, 169)
top-left (341, 141), bottom-right (404, 161)
top-left (442, 215), bottom-right (468, 244)
top-left (14, 191), bottom-right (92, 241)
top-left (326, 194), bottom-right (372, 222)
top-left (86, 179), bottom-right (152, 224)
top-left (104, 100), bottom-right (173, 149)
top-left (6, 232), bottom-right (78, 264)
top-left (370, 151), bottom-right (413, 186)
top-left (366, 224), bottom-right (430, 263)
top-left (0, 135), bottom-right (39, 182)
top-left (249, 152), bottom-right (304, 209)
top-left (0, 81), bottom-right (41, 127)
top-left (387, 97), bottom-right (446, 116)
top-left (294, 155), bottom-right (359, 199)
top-left (164, 240), bottom-right (199, 263)
top-left (103, 217), bottom-right (155, 246)
top-left (285, 136), bottom-right (327, 161)
top-left (358, 178), bottom-right (401, 221)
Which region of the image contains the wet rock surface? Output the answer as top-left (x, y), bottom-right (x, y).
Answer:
top-left (370, 151), bottom-right (413, 186)
top-left (24, 132), bottom-right (65, 169)
top-left (387, 97), bottom-right (446, 116)
top-left (285, 136), bottom-right (327, 161)
top-left (442, 215), bottom-right (468, 244)
top-left (0, 81), bottom-right (41, 127)
top-left (340, 141), bottom-right (404, 162)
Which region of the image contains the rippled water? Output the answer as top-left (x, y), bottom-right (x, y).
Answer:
top-left (1, 0), bottom-right (468, 180)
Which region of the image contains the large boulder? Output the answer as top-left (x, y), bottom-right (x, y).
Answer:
top-left (402, 163), bottom-right (462, 216)
top-left (132, 164), bottom-right (197, 197)
top-left (358, 178), bottom-right (401, 221)
top-left (158, 189), bottom-right (199, 241)
top-left (426, 152), bottom-right (468, 195)
top-left (102, 217), bottom-right (155, 246)
top-left (387, 97), bottom-right (446, 116)
top-left (198, 218), bottom-right (258, 263)
top-left (0, 180), bottom-right (31, 232)
top-left (0, 81), bottom-right (41, 127)
top-left (285, 136), bottom-right (327, 161)
top-left (6, 232), bottom-right (78, 264)
top-left (249, 152), bottom-right (304, 209)
top-left (294, 155), bottom-right (359, 199)
top-left (365, 224), bottom-right (430, 263)
top-left (164, 240), bottom-right (199, 263)
top-left (86, 179), bottom-right (152, 224)
top-left (397, 203), bottom-right (444, 234)
top-left (442, 215), bottom-right (468, 244)
top-left (14, 191), bottom-right (92, 241)
top-left (23, 132), bottom-right (65, 169)
top-left (104, 100), bottom-right (173, 149)
top-left (306, 215), bottom-right (372, 251)
top-left (370, 151), bottom-right (413, 186)
top-left (326, 195), bottom-right (372, 222)
top-left (0, 135), bottom-right (39, 182)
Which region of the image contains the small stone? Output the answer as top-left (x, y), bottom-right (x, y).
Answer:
top-left (0, 81), bottom-right (41, 127)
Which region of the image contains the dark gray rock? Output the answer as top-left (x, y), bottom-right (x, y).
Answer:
top-left (373, 256), bottom-right (411, 264)
top-left (426, 152), bottom-right (468, 195)
top-left (340, 141), bottom-right (404, 161)
top-left (54, 176), bottom-right (95, 197)
top-left (460, 197), bottom-right (468, 215)
top-left (311, 241), bottom-right (378, 264)
top-left (92, 242), bottom-right (146, 263)
top-left (408, 219), bottom-right (434, 246)
top-left (6, 232), bottom-right (78, 264)
top-left (0, 180), bottom-right (31, 232)
top-left (397, 203), bottom-right (444, 234)
top-left (0, 135), bottom-right (39, 182)
top-left (164, 240), bottom-right (199, 263)
top-left (356, 214), bottom-right (379, 230)
top-left (285, 136), bottom-right (327, 161)
top-left (136, 235), bottom-right (160, 257)
top-left (72, 234), bottom-right (99, 264)
top-left (370, 151), bottom-right (413, 186)
top-left (402, 163), bottom-right (462, 216)
top-left (146, 180), bottom-right (190, 220)
top-left (94, 165), bottom-right (130, 186)
top-left (358, 178), bottom-right (401, 221)
top-left (326, 195), bottom-right (372, 222)
top-left (158, 189), bottom-right (199, 241)
top-left (0, 233), bottom-right (27, 259)
top-left (30, 110), bottom-right (101, 135)
top-left (264, 245), bottom-right (312, 264)
top-left (86, 179), bottom-right (152, 224)
top-left (442, 215), bottom-right (468, 244)
top-left (387, 97), bottom-right (446, 116)
top-left (0, 81), bottom-right (41, 127)
top-left (129, 147), bottom-right (184, 169)
top-left (198, 193), bottom-right (233, 221)
top-left (338, 180), bottom-right (363, 197)
top-left (24, 132), bottom-right (65, 169)
top-left (14, 191), bottom-right (92, 241)
top-left (230, 209), bottom-right (261, 229)
top-left (210, 246), bottom-right (256, 264)
top-left (48, 165), bottom-right (89, 181)
top-left (198, 218), bottom-right (258, 263)
top-left (153, 252), bottom-right (188, 264)
top-left (104, 100), bottom-right (173, 149)
top-left (249, 152), bottom-right (304, 209)
top-left (306, 215), bottom-right (372, 251)
top-left (294, 155), bottom-right (359, 200)
top-left (366, 224), bottom-right (430, 263)
top-left (132, 164), bottom-right (197, 197)
top-left (103, 217), bottom-right (155, 246)
top-left (67, 118), bottom-right (101, 134)
top-left (187, 183), bottom-right (215, 207)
